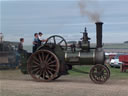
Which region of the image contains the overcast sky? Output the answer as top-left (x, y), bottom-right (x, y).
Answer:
top-left (1, 0), bottom-right (128, 45)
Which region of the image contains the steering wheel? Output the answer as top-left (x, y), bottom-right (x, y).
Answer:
top-left (45, 35), bottom-right (67, 51)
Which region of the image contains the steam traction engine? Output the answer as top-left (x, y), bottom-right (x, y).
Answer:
top-left (27, 22), bottom-right (110, 84)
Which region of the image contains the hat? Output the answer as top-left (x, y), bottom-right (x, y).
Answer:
top-left (39, 32), bottom-right (43, 35)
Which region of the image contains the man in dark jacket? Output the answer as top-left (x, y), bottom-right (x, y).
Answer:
top-left (33, 33), bottom-right (40, 53)
top-left (18, 38), bottom-right (24, 53)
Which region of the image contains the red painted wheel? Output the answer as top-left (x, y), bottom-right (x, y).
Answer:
top-left (89, 64), bottom-right (110, 84)
top-left (27, 50), bottom-right (60, 82)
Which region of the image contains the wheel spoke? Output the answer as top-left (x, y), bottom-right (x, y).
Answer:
top-left (58, 39), bottom-right (64, 45)
top-left (45, 54), bottom-right (49, 61)
top-left (102, 74), bottom-right (108, 77)
top-left (45, 70), bottom-right (50, 78)
top-left (48, 60), bottom-right (56, 65)
top-left (49, 65), bottom-right (56, 67)
top-left (32, 65), bottom-right (39, 68)
top-left (47, 69), bottom-right (53, 76)
top-left (39, 69), bottom-right (44, 79)
top-left (31, 67), bottom-right (40, 73)
top-left (100, 68), bottom-right (104, 72)
top-left (33, 56), bottom-right (40, 63)
top-left (53, 36), bottom-right (56, 44)
top-left (33, 60), bottom-right (40, 66)
top-left (35, 69), bottom-right (41, 75)
top-left (38, 54), bottom-right (43, 63)
top-left (92, 72), bottom-right (98, 76)
top-left (101, 75), bottom-right (106, 80)
top-left (47, 55), bottom-right (53, 63)
top-left (48, 67), bottom-right (56, 72)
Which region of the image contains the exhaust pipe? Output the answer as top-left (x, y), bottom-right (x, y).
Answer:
top-left (95, 22), bottom-right (103, 48)
top-left (95, 22), bottom-right (105, 64)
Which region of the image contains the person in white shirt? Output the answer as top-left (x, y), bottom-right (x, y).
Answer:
top-left (38, 32), bottom-right (47, 46)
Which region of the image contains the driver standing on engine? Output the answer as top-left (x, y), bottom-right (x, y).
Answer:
top-left (38, 32), bottom-right (47, 46)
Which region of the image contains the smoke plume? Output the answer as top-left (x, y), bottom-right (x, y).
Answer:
top-left (78, 0), bottom-right (101, 22)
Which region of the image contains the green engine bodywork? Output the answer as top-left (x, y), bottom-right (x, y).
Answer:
top-left (65, 50), bottom-right (95, 65)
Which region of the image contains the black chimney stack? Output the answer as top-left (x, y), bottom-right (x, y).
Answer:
top-left (95, 22), bottom-right (103, 48)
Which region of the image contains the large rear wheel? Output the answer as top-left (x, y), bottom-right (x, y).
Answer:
top-left (27, 50), bottom-right (60, 82)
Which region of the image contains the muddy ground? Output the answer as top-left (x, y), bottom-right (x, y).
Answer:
top-left (0, 70), bottom-right (128, 96)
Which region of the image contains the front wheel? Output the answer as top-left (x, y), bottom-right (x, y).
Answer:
top-left (89, 64), bottom-right (110, 84)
